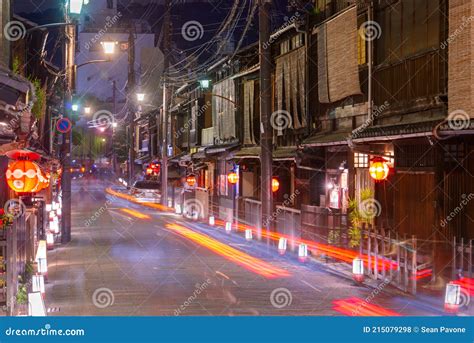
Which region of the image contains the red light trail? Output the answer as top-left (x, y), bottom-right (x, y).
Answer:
top-left (165, 223), bottom-right (290, 279)
top-left (332, 297), bottom-right (401, 316)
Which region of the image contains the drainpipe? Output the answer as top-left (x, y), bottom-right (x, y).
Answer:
top-left (348, 1), bottom-right (373, 148)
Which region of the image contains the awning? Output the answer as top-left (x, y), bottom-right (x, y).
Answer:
top-left (301, 131), bottom-right (350, 147)
top-left (191, 150), bottom-right (207, 160)
top-left (232, 146), bottom-right (297, 161)
top-left (205, 142), bottom-right (240, 155)
top-left (351, 119), bottom-right (443, 143)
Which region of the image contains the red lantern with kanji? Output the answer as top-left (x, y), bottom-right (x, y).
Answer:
top-left (227, 172), bottom-right (239, 184)
top-left (186, 174), bottom-right (197, 187)
top-left (6, 160), bottom-right (41, 193)
top-left (271, 178), bottom-right (280, 192)
top-left (369, 157), bottom-right (390, 181)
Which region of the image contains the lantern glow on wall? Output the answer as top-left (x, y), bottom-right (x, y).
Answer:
top-left (369, 157), bottom-right (390, 181)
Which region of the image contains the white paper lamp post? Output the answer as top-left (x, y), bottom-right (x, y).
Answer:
top-left (32, 275), bottom-right (45, 296)
top-left (278, 237), bottom-right (287, 255)
top-left (209, 216), bottom-right (215, 226)
top-left (175, 204), bottom-right (182, 214)
top-left (445, 282), bottom-right (461, 313)
top-left (225, 222), bottom-right (232, 233)
top-left (352, 257), bottom-right (364, 282)
top-left (245, 229), bottom-right (253, 241)
top-left (46, 232), bottom-right (54, 249)
top-left (37, 258), bottom-right (48, 275)
top-left (298, 243), bottom-right (308, 262)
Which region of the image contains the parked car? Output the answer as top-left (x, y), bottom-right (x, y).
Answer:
top-left (130, 180), bottom-right (161, 203)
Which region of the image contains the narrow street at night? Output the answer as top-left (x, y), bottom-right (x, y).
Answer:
top-left (41, 178), bottom-right (443, 316)
top-left (1, 1), bottom-right (474, 342)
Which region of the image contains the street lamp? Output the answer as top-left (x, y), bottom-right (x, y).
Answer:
top-left (101, 41), bottom-right (117, 55)
top-left (199, 79), bottom-right (211, 89)
top-left (67, 0), bottom-right (85, 15)
top-left (71, 103), bottom-right (79, 112)
top-left (84, 106), bottom-right (91, 114)
top-left (136, 92), bottom-right (145, 102)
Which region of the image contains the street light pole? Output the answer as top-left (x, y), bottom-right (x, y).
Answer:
top-left (161, 0), bottom-right (171, 205)
top-left (259, 0), bottom-right (273, 240)
top-left (128, 23), bottom-right (136, 187)
top-left (60, 14), bottom-right (75, 244)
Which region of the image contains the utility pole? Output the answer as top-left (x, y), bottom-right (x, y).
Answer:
top-left (128, 23), bottom-right (136, 187)
top-left (112, 80), bottom-right (117, 174)
top-left (259, 0), bottom-right (273, 240)
top-left (161, 0), bottom-right (171, 205)
top-left (61, 14), bottom-right (75, 244)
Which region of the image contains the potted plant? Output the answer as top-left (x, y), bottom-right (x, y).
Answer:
top-left (348, 188), bottom-right (375, 248)
top-left (0, 208), bottom-right (13, 230)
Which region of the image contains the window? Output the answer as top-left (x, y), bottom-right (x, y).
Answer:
top-left (107, 0), bottom-right (113, 9)
top-left (354, 153), bottom-right (369, 168)
top-left (376, 0), bottom-right (441, 63)
top-left (444, 143), bottom-right (465, 166)
top-left (280, 40), bottom-right (290, 55)
top-left (291, 34), bottom-right (303, 49)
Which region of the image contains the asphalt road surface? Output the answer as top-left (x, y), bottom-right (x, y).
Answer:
top-left (45, 178), bottom-right (446, 316)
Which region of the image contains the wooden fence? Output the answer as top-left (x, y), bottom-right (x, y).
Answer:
top-left (452, 237), bottom-right (473, 279)
top-left (360, 225), bottom-right (422, 294)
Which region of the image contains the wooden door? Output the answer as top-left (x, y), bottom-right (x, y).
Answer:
top-left (393, 172), bottom-right (435, 239)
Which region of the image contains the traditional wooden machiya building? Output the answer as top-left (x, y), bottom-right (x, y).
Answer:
top-left (300, 0), bottom-right (474, 249)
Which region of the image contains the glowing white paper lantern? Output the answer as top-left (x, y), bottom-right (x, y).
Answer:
top-left (278, 237), bottom-right (287, 254)
top-left (245, 229), bottom-right (253, 241)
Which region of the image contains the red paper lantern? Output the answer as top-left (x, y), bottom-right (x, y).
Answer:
top-left (271, 178), bottom-right (280, 193)
top-left (6, 160), bottom-right (41, 193)
top-left (369, 157), bottom-right (390, 181)
top-left (227, 172), bottom-right (239, 184)
top-left (186, 174), bottom-right (197, 187)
